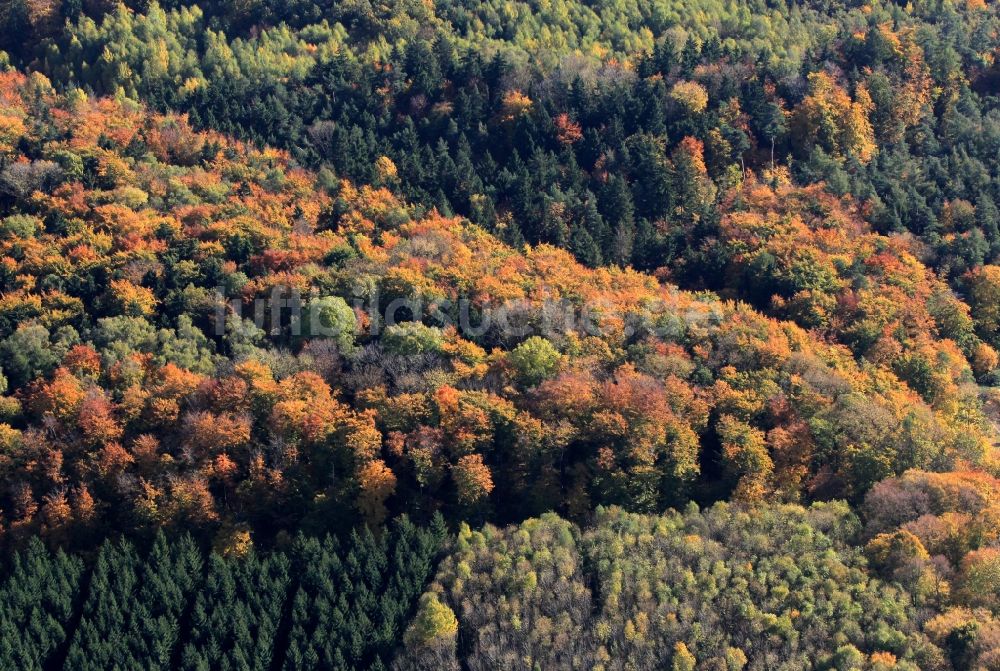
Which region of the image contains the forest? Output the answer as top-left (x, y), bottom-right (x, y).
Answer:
top-left (0, 0), bottom-right (999, 668)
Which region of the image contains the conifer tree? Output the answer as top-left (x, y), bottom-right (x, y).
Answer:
top-left (0, 538), bottom-right (85, 671)
top-left (180, 549), bottom-right (291, 671)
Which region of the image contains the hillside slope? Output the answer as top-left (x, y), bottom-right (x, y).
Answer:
top-left (0, 69), bottom-right (993, 549)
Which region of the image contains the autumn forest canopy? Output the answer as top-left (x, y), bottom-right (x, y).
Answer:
top-left (1, 0), bottom-right (1000, 668)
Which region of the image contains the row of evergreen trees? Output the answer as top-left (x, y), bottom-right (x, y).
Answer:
top-left (0, 516), bottom-right (446, 671)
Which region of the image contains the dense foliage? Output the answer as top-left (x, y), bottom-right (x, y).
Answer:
top-left (860, 470), bottom-right (1000, 669)
top-left (4, 0), bottom-right (999, 294)
top-left (0, 515), bottom-right (444, 670)
top-left (0, 537), bottom-right (84, 669)
top-left (1, 0), bottom-right (1000, 667)
top-left (0, 71), bottom-right (993, 549)
top-left (397, 502), bottom-right (942, 670)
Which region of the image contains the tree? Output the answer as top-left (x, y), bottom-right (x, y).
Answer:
top-left (181, 549), bottom-right (291, 671)
top-left (791, 72), bottom-right (876, 164)
top-left (396, 594), bottom-right (459, 671)
top-left (599, 175), bottom-right (636, 265)
top-left (669, 81), bottom-right (708, 115)
top-left (358, 459), bottom-right (397, 525)
top-left (0, 323), bottom-right (62, 388)
top-left (452, 454), bottom-right (494, 506)
top-left (717, 414), bottom-right (773, 502)
top-left (865, 529), bottom-right (930, 584)
top-left (498, 90), bottom-right (533, 125)
top-left (109, 279), bottom-right (158, 317)
top-left (304, 295), bottom-right (357, 350)
top-left (284, 518), bottom-right (446, 671)
top-left (27, 367), bottom-right (85, 422)
top-left (672, 642), bottom-right (696, 671)
top-left (958, 549), bottom-right (1000, 612)
top-left (404, 593), bottom-right (457, 647)
top-left (382, 323), bottom-right (444, 356)
top-left (0, 538), bottom-right (85, 670)
top-left (965, 265), bottom-right (1000, 349)
top-left (553, 113), bottom-right (583, 146)
top-left (64, 533), bottom-right (203, 671)
top-left (507, 336), bottom-right (560, 386)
